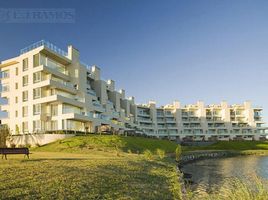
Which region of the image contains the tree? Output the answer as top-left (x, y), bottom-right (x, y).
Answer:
top-left (0, 126), bottom-right (10, 148)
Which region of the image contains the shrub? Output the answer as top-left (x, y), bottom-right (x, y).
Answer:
top-left (156, 148), bottom-right (165, 159)
top-left (175, 145), bottom-right (182, 162)
top-left (144, 149), bottom-right (153, 160)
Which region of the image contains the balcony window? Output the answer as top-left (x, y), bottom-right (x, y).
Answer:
top-left (23, 91), bottom-right (28, 102)
top-left (63, 104), bottom-right (81, 114)
top-left (165, 111), bottom-right (172, 115)
top-left (22, 122), bottom-right (28, 133)
top-left (51, 120), bottom-right (58, 130)
top-left (33, 120), bottom-right (41, 132)
top-left (47, 58), bottom-right (67, 74)
top-left (33, 54), bottom-right (40, 67)
top-left (33, 72), bottom-right (41, 83)
top-left (1, 70), bottom-right (9, 78)
top-left (33, 104), bottom-right (41, 115)
top-left (22, 106), bottom-right (28, 117)
top-left (33, 88), bottom-right (41, 99)
top-left (1, 84), bottom-right (9, 92)
top-left (23, 58), bottom-right (28, 71)
top-left (51, 104), bottom-right (58, 116)
top-left (23, 75), bottom-right (28, 86)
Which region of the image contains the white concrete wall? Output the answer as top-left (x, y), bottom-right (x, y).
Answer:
top-left (7, 134), bottom-right (75, 147)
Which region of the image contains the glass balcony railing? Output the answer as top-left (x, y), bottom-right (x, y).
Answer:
top-left (0, 71), bottom-right (9, 79)
top-left (93, 101), bottom-right (102, 107)
top-left (87, 89), bottom-right (96, 96)
top-left (20, 40), bottom-right (68, 57)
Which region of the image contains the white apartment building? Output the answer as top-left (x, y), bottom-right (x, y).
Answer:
top-left (0, 40), bottom-right (266, 141)
top-left (136, 101), bottom-right (266, 141)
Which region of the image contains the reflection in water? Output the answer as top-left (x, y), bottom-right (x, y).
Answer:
top-left (182, 156), bottom-right (268, 192)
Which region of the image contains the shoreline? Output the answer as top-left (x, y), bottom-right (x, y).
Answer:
top-left (179, 149), bottom-right (268, 166)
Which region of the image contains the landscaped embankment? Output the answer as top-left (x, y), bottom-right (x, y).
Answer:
top-left (0, 135), bottom-right (182, 200)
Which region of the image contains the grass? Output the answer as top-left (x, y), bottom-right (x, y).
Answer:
top-left (2, 136), bottom-right (268, 199)
top-left (182, 141), bottom-right (268, 153)
top-left (184, 175), bottom-right (268, 200)
top-left (33, 135), bottom-right (178, 154)
top-left (0, 135), bottom-right (182, 200)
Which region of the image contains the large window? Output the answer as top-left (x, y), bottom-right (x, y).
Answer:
top-left (33, 54), bottom-right (40, 67)
top-left (33, 104), bottom-right (41, 115)
top-left (15, 83), bottom-right (18, 89)
top-left (1, 70), bottom-right (9, 78)
top-left (33, 72), bottom-right (41, 83)
top-left (51, 120), bottom-right (58, 130)
top-left (16, 67), bottom-right (18, 75)
top-left (62, 104), bottom-right (81, 114)
top-left (33, 120), bottom-right (41, 132)
top-left (33, 88), bottom-right (41, 99)
top-left (22, 106), bottom-right (28, 117)
top-left (22, 122), bottom-right (28, 133)
top-left (51, 104), bottom-right (58, 116)
top-left (1, 84), bottom-right (9, 92)
top-left (23, 75), bottom-right (28, 86)
top-left (22, 91), bottom-right (28, 102)
top-left (23, 58), bottom-right (28, 71)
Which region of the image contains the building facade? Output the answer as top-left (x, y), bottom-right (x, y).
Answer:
top-left (0, 40), bottom-right (266, 141)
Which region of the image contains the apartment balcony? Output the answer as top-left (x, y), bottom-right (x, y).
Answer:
top-left (217, 129), bottom-right (228, 134)
top-left (182, 112), bottom-right (189, 117)
top-left (20, 40), bottom-right (71, 65)
top-left (166, 118), bottom-right (176, 123)
top-left (164, 112), bottom-right (173, 117)
top-left (157, 112), bottom-right (164, 117)
top-left (86, 89), bottom-right (97, 97)
top-left (0, 88), bottom-right (9, 98)
top-left (140, 124), bottom-right (153, 128)
top-left (166, 125), bottom-right (178, 129)
top-left (188, 117), bottom-right (200, 122)
top-left (137, 112), bottom-right (150, 117)
top-left (0, 72), bottom-right (9, 80)
top-left (138, 118), bottom-right (152, 123)
top-left (35, 79), bottom-right (77, 94)
top-left (254, 116), bottom-right (263, 122)
top-left (157, 126), bottom-right (166, 129)
top-left (34, 65), bottom-right (70, 81)
top-left (207, 129), bottom-right (217, 134)
top-left (0, 103), bottom-right (9, 111)
top-left (34, 94), bottom-right (84, 108)
top-left (86, 70), bottom-right (95, 80)
top-left (111, 111), bottom-right (120, 118)
top-left (92, 101), bottom-right (105, 112)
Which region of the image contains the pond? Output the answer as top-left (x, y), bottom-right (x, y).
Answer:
top-left (182, 155), bottom-right (268, 192)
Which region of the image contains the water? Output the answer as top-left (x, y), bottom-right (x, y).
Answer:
top-left (182, 155), bottom-right (268, 192)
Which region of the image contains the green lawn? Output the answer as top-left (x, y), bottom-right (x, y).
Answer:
top-left (182, 141), bottom-right (268, 152)
top-left (0, 135), bottom-right (181, 200)
top-left (33, 135), bottom-right (178, 154)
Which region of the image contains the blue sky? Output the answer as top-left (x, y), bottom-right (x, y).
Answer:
top-left (1, 0), bottom-right (268, 122)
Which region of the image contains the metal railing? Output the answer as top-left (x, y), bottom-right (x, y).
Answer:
top-left (20, 40), bottom-right (68, 57)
